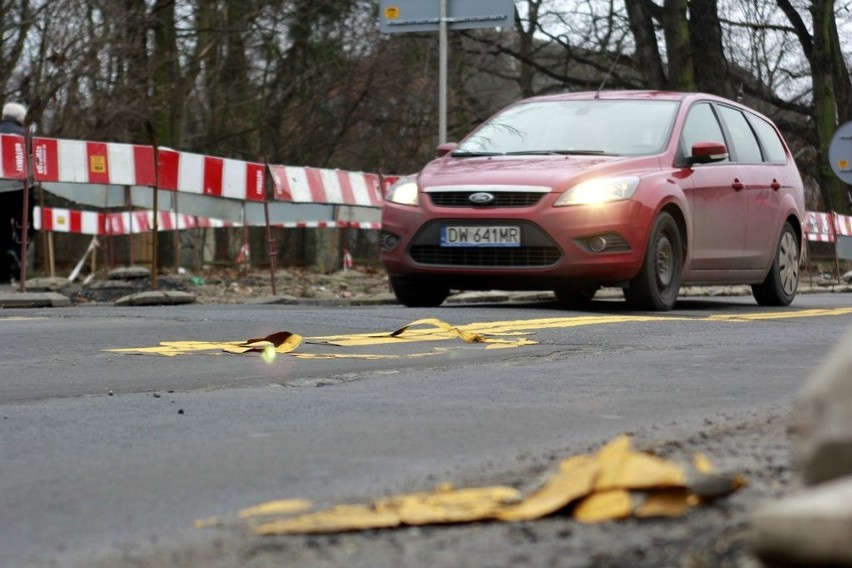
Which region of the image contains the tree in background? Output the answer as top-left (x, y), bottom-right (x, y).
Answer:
top-left (1, 0), bottom-right (851, 269)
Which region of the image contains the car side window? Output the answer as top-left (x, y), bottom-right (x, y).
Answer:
top-left (717, 105), bottom-right (763, 164)
top-left (746, 114), bottom-right (788, 164)
top-left (680, 103), bottom-right (728, 162)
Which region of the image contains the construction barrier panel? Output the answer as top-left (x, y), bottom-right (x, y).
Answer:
top-left (0, 134), bottom-right (27, 180)
top-left (34, 206), bottom-right (381, 236)
top-left (804, 211), bottom-right (835, 242)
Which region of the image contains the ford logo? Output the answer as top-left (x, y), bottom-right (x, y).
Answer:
top-left (469, 192), bottom-right (495, 204)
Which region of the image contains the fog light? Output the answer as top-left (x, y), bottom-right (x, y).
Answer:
top-left (381, 232), bottom-right (400, 251)
top-left (589, 235), bottom-right (607, 252)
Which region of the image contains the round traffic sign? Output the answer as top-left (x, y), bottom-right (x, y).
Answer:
top-left (828, 121), bottom-right (852, 184)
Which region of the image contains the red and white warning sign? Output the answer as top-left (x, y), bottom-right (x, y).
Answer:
top-left (32, 137), bottom-right (156, 186)
top-left (0, 134), bottom-right (27, 180)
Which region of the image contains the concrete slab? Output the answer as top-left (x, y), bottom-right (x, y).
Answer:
top-left (795, 326), bottom-right (852, 485)
top-left (750, 475), bottom-right (852, 566)
top-left (114, 291), bottom-right (196, 306)
top-left (0, 292), bottom-right (71, 308)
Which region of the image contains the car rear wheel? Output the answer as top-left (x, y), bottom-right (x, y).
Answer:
top-left (554, 282), bottom-right (599, 306)
top-left (752, 222), bottom-right (799, 306)
top-left (624, 212), bottom-right (683, 311)
top-left (390, 276), bottom-right (450, 308)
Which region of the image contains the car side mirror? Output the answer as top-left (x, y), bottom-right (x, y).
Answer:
top-left (689, 141), bottom-right (728, 165)
top-left (436, 142), bottom-right (458, 158)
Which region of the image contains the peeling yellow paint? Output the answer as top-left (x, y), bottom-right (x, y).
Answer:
top-left (238, 498), bottom-right (313, 519)
top-left (219, 434), bottom-right (745, 536)
top-left (291, 353), bottom-right (400, 360)
top-left (254, 503), bottom-right (400, 535)
top-left (252, 485), bottom-right (521, 535)
top-left (193, 516), bottom-right (222, 529)
top-left (707, 307), bottom-right (852, 321)
top-left (107, 307), bottom-right (852, 358)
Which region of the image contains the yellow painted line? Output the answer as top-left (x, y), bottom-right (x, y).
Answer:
top-left (707, 307), bottom-right (852, 322)
top-left (311, 315), bottom-right (686, 347)
top-left (105, 308), bottom-right (852, 357)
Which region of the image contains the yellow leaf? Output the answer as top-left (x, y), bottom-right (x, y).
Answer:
top-left (593, 435), bottom-right (685, 491)
top-left (634, 489), bottom-right (691, 517)
top-left (574, 490), bottom-right (634, 523)
top-left (497, 455), bottom-right (598, 522)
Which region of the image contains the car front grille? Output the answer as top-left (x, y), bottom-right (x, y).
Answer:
top-left (409, 245), bottom-right (561, 267)
top-left (428, 192), bottom-right (544, 207)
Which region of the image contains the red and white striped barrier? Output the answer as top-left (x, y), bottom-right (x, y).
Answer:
top-left (32, 137), bottom-right (156, 186)
top-left (834, 212), bottom-right (852, 237)
top-left (804, 211), bottom-right (835, 242)
top-left (0, 134), bottom-right (27, 179)
top-left (35, 206), bottom-right (380, 236)
top-left (103, 210), bottom-right (239, 235)
top-left (157, 148), bottom-right (266, 201)
top-left (36, 206), bottom-right (104, 235)
top-left (275, 220), bottom-right (381, 230)
top-left (269, 165), bottom-right (383, 207)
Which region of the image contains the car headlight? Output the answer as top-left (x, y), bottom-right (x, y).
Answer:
top-left (385, 180), bottom-right (419, 206)
top-left (553, 176), bottom-right (640, 206)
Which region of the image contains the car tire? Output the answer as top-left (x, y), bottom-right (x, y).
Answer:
top-left (624, 212), bottom-right (683, 311)
top-left (554, 282), bottom-right (599, 306)
top-left (752, 222), bottom-right (799, 306)
top-left (390, 276), bottom-right (449, 308)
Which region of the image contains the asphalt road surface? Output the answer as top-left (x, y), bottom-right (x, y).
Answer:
top-left (2, 293), bottom-right (851, 567)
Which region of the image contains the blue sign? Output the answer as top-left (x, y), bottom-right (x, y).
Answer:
top-left (828, 121), bottom-right (852, 184)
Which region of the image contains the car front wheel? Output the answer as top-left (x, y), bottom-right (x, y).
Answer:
top-left (624, 212), bottom-right (683, 311)
top-left (752, 222), bottom-right (799, 306)
top-left (390, 276), bottom-right (450, 308)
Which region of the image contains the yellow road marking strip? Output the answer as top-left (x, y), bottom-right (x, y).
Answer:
top-left (311, 315), bottom-right (686, 347)
top-left (707, 307), bottom-right (852, 321)
top-left (105, 308), bottom-right (852, 357)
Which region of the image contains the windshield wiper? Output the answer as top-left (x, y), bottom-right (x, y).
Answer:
top-left (503, 149), bottom-right (610, 156)
top-left (450, 150), bottom-right (502, 157)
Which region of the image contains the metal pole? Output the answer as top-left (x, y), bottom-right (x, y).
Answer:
top-left (18, 128), bottom-right (33, 292)
top-left (151, 144), bottom-right (160, 290)
top-left (439, 0), bottom-right (448, 145)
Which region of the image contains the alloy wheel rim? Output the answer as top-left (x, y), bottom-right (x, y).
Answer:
top-left (778, 232), bottom-right (798, 295)
top-left (655, 235), bottom-right (674, 289)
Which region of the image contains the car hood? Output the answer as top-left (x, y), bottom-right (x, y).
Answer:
top-left (417, 154), bottom-right (657, 191)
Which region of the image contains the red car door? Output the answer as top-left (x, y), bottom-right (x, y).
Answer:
top-left (678, 102), bottom-right (747, 271)
top-left (715, 105), bottom-right (781, 270)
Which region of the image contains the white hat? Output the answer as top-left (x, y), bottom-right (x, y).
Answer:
top-left (2, 102), bottom-right (27, 123)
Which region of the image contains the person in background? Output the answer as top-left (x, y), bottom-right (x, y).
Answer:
top-left (0, 102), bottom-right (32, 284)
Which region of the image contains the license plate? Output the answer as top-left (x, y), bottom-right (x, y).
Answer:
top-left (440, 225), bottom-right (521, 247)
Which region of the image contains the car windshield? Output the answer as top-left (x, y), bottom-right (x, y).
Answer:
top-left (453, 99), bottom-right (680, 157)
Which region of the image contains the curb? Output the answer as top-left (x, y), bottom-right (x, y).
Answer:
top-left (0, 284), bottom-right (849, 309)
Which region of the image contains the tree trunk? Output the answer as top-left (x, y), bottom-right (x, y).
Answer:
top-left (688, 0), bottom-right (734, 98)
top-left (661, 0), bottom-right (694, 91)
top-left (811, 1), bottom-right (848, 213)
top-left (150, 0), bottom-right (181, 147)
top-left (624, 0), bottom-right (667, 89)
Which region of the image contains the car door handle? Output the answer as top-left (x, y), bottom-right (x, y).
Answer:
top-left (732, 179), bottom-right (744, 191)
top-left (771, 179), bottom-right (781, 190)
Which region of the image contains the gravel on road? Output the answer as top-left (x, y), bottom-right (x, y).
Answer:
top-left (91, 406), bottom-right (797, 568)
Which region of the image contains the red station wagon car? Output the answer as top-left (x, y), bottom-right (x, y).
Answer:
top-left (380, 90), bottom-right (805, 311)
